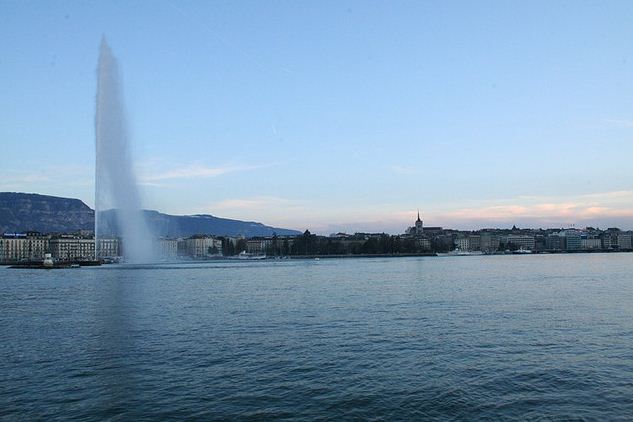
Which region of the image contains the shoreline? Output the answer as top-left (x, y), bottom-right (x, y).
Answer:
top-left (3, 249), bottom-right (631, 267)
top-left (264, 249), bottom-right (633, 260)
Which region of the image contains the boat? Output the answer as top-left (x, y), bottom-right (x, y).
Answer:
top-left (512, 247), bottom-right (532, 254)
top-left (237, 251), bottom-right (267, 260)
top-left (450, 248), bottom-right (472, 256)
top-left (439, 248), bottom-right (483, 257)
top-left (43, 254), bottom-right (54, 268)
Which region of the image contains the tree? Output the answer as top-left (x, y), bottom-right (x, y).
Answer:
top-left (236, 238), bottom-right (247, 253)
top-left (283, 239), bottom-right (290, 256)
top-left (222, 238), bottom-right (236, 256)
top-left (271, 233), bottom-right (279, 256)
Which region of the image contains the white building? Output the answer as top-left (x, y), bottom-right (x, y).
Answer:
top-left (97, 237), bottom-right (119, 258)
top-left (0, 233), bottom-right (49, 263)
top-left (453, 236), bottom-right (480, 251)
top-left (49, 237), bottom-right (95, 261)
top-left (618, 233), bottom-right (632, 249)
top-left (505, 235), bottom-right (535, 250)
top-left (158, 238), bottom-right (178, 259)
top-left (454, 237), bottom-right (470, 251)
top-left (184, 237), bottom-right (222, 258)
top-left (581, 238), bottom-right (602, 250)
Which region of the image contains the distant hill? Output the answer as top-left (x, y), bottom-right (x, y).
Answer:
top-left (144, 210), bottom-right (301, 237)
top-left (102, 209), bottom-right (301, 238)
top-left (0, 192), bottom-right (94, 234)
top-left (0, 192), bottom-right (301, 237)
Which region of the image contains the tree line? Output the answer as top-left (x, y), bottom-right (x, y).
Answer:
top-left (221, 231), bottom-right (440, 257)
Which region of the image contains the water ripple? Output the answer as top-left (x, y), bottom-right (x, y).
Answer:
top-left (1, 255), bottom-right (633, 419)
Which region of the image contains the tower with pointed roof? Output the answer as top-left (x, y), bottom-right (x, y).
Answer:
top-left (415, 210), bottom-right (423, 236)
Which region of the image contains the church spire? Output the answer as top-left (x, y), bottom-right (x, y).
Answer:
top-left (416, 209), bottom-right (421, 223)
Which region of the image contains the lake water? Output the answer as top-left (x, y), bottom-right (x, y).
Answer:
top-left (1, 254), bottom-right (633, 420)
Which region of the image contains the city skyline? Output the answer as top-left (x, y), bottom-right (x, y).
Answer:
top-left (2, 1), bottom-right (633, 233)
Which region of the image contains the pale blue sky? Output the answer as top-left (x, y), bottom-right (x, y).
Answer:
top-left (2, 1), bottom-right (633, 233)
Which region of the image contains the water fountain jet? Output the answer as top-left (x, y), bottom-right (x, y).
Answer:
top-left (95, 38), bottom-right (153, 263)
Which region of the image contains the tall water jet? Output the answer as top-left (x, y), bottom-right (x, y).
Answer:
top-left (95, 38), bottom-right (153, 263)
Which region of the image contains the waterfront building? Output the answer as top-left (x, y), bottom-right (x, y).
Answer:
top-left (0, 232), bottom-right (49, 263)
top-left (276, 236), bottom-right (295, 255)
top-left (618, 233), bottom-right (632, 250)
top-left (1, 236), bottom-right (30, 262)
top-left (434, 234), bottom-right (454, 251)
top-left (455, 237), bottom-right (470, 251)
top-left (547, 233), bottom-right (564, 250)
top-left (183, 236), bottom-right (222, 258)
top-left (609, 233), bottom-right (618, 248)
top-left (602, 234), bottom-right (612, 250)
top-left (469, 235), bottom-right (481, 251)
top-left (49, 236), bottom-right (95, 261)
top-left (97, 237), bottom-right (119, 258)
top-left (603, 229), bottom-right (622, 249)
top-left (177, 239), bottom-right (188, 256)
top-left (417, 237), bottom-right (431, 250)
top-left (581, 238), bottom-right (602, 250)
top-left (262, 235), bottom-right (296, 256)
top-left (454, 236), bottom-right (480, 251)
top-left (158, 238), bottom-right (178, 259)
top-left (222, 236), bottom-right (240, 247)
top-left (505, 234), bottom-right (535, 250)
top-left (218, 236), bottom-right (245, 256)
top-left (533, 235), bottom-right (547, 251)
top-left (480, 232), bottom-right (500, 252)
top-left (562, 230), bottom-right (581, 251)
top-left (246, 238), bottom-right (273, 254)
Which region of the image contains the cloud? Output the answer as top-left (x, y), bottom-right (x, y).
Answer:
top-left (140, 163), bottom-right (265, 182)
top-left (196, 190), bottom-right (633, 234)
top-left (0, 174), bottom-right (51, 187)
top-left (303, 190), bottom-right (633, 233)
top-left (418, 190), bottom-right (633, 229)
top-left (208, 196), bottom-right (307, 212)
top-left (0, 167), bottom-right (93, 190)
top-left (441, 203), bottom-right (632, 221)
top-left (189, 195), bottom-right (310, 229)
top-left (604, 118), bottom-right (633, 128)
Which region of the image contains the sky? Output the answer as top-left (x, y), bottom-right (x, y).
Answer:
top-left (1, 0), bottom-right (633, 234)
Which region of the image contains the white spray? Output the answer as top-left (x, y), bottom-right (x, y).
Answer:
top-left (95, 38), bottom-right (153, 263)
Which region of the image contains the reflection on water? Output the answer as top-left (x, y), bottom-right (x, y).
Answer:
top-left (92, 270), bottom-right (141, 417)
top-left (1, 254), bottom-right (633, 419)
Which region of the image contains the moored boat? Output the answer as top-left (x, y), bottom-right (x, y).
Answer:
top-left (512, 247), bottom-right (532, 254)
top-left (236, 251), bottom-right (267, 260)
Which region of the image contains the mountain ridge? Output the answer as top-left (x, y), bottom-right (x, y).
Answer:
top-left (0, 192), bottom-right (301, 237)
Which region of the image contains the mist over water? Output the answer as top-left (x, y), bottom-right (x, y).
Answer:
top-left (95, 38), bottom-right (153, 263)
